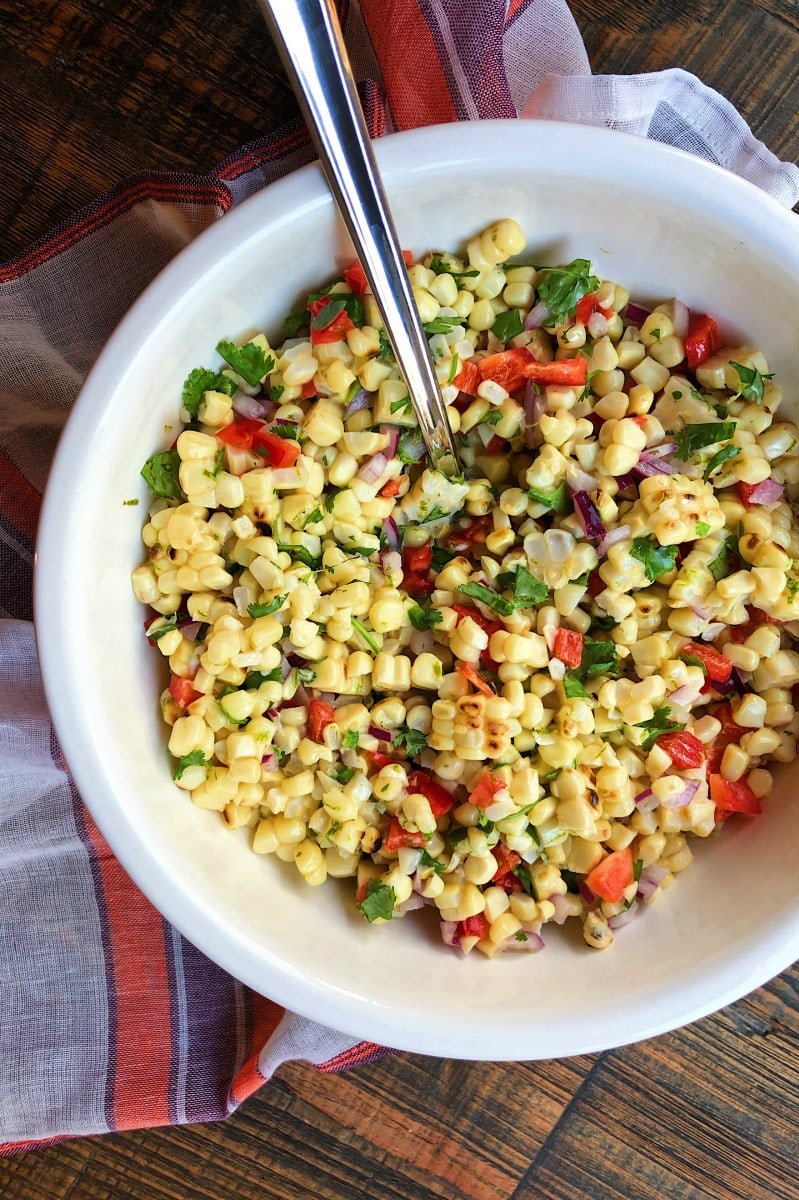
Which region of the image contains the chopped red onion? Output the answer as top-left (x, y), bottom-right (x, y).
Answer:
top-left (579, 881), bottom-right (596, 905)
top-left (667, 684), bottom-right (697, 707)
top-left (637, 863), bottom-right (669, 901)
top-left (440, 920), bottom-right (459, 947)
top-left (344, 387), bottom-right (372, 418)
top-left (396, 893), bottom-right (426, 915)
top-left (504, 930), bottom-right (545, 952)
top-left (634, 787), bottom-right (658, 813)
top-left (486, 331), bottom-right (504, 354)
top-left (608, 903), bottom-right (638, 930)
top-left (524, 301), bottom-right (551, 330)
top-left (624, 301), bottom-right (652, 325)
top-left (379, 425), bottom-right (401, 458)
top-left (383, 518), bottom-right (401, 553)
top-left (743, 477), bottom-right (785, 506)
top-left (548, 893), bottom-right (573, 925)
top-left (232, 393), bottom-right (267, 419)
top-left (661, 779), bottom-right (701, 810)
top-left (177, 620), bottom-right (202, 642)
top-left (287, 652), bottom-right (306, 668)
top-left (357, 451), bottom-right (390, 483)
top-left (523, 380), bottom-right (546, 448)
top-left (633, 451), bottom-right (679, 478)
top-left (261, 751), bottom-right (278, 771)
top-left (597, 524), bottom-right (631, 557)
top-left (572, 489), bottom-right (606, 542)
top-left (368, 725), bottom-right (393, 742)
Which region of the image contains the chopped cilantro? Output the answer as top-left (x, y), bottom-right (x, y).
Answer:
top-left (270, 422), bottom-right (300, 440)
top-left (674, 421), bottom-right (737, 461)
top-left (447, 354), bottom-right (460, 385)
top-left (418, 504), bottom-right (450, 525)
top-left (294, 665), bottom-right (317, 686)
top-left (708, 534), bottom-right (738, 582)
top-left (730, 361), bottom-right (774, 406)
top-left (514, 931), bottom-right (529, 942)
top-left (513, 863), bottom-right (535, 895)
top-left (215, 339), bottom-right (274, 387)
top-left (331, 765), bottom-right (356, 785)
top-left (491, 308), bottom-right (524, 343)
top-left (302, 507), bottom-right (323, 529)
top-left (269, 384), bottom-right (285, 403)
top-left (276, 544), bottom-right (321, 570)
top-left (409, 604), bottom-right (443, 631)
top-left (535, 259), bottom-right (600, 325)
top-left (342, 730), bottom-right (360, 749)
top-left (428, 254), bottom-right (479, 281)
top-left (423, 315), bottom-right (463, 335)
top-left (631, 534), bottom-right (679, 581)
top-left (377, 329), bottom-right (395, 360)
top-left (513, 564), bottom-right (550, 607)
top-left (703, 444), bottom-right (740, 481)
top-left (351, 617), bottom-right (381, 654)
top-left (204, 447), bottom-right (225, 480)
top-left (563, 673), bottom-right (590, 699)
top-left (357, 879), bottom-right (396, 923)
top-left (310, 293), bottom-right (364, 331)
top-left (391, 727), bottom-right (428, 759)
top-left (633, 858), bottom-right (644, 882)
top-left (390, 394), bottom-right (412, 414)
top-left (148, 620), bottom-right (178, 644)
top-left (247, 594), bottom-right (287, 618)
top-left (141, 449), bottom-right (183, 500)
top-left (431, 545), bottom-right (457, 572)
top-left (419, 849), bottom-right (445, 875)
top-left (636, 706), bottom-right (686, 751)
top-left (695, 521), bottom-right (711, 537)
top-left (527, 482), bottom-right (570, 514)
top-left (181, 367), bottom-right (236, 417)
top-left (577, 639), bottom-right (620, 681)
top-left (243, 667), bottom-right (283, 688)
top-left (479, 408), bottom-right (503, 427)
top-left (172, 749), bottom-right (208, 780)
top-left (457, 581), bottom-right (515, 617)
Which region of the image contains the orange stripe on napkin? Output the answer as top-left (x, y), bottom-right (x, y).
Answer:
top-left (0, 450), bottom-right (41, 541)
top-left (228, 992), bottom-right (286, 1105)
top-left (359, 0), bottom-right (457, 128)
top-left (81, 809), bottom-right (173, 1131)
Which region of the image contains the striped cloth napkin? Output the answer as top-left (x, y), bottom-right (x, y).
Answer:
top-left (1, 0), bottom-right (797, 1153)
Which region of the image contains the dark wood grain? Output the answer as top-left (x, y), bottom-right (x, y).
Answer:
top-left (2, 1), bottom-right (799, 1197)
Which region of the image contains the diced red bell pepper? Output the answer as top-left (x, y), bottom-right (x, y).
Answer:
top-left (681, 640), bottom-right (733, 684)
top-left (308, 296), bottom-right (356, 345)
top-left (217, 419), bottom-right (301, 467)
top-left (452, 604), bottom-right (501, 638)
top-left (403, 571), bottom-right (435, 597)
top-left (574, 293), bottom-right (614, 326)
top-left (342, 263), bottom-right (369, 296)
top-left (709, 774), bottom-right (762, 815)
top-left (490, 843), bottom-right (522, 882)
top-left (442, 514), bottom-right (493, 553)
top-left (469, 769), bottom-right (505, 811)
top-left (684, 312), bottom-right (721, 369)
top-left (216, 417), bottom-right (264, 450)
top-left (168, 674), bottom-right (202, 709)
top-left (705, 702), bottom-right (749, 774)
top-left (379, 478), bottom-right (402, 498)
top-left (584, 847), bottom-right (634, 903)
top-left (456, 661), bottom-right (496, 696)
top-left (655, 730), bottom-right (706, 769)
top-left (300, 380), bottom-right (317, 400)
top-left (452, 360), bottom-right (481, 396)
top-left (484, 435), bottom-right (507, 455)
top-left (307, 698), bottom-right (336, 743)
top-left (371, 750), bottom-right (399, 769)
top-left (477, 346), bottom-right (535, 392)
top-left (381, 816), bottom-right (426, 853)
top-left (586, 567), bottom-right (605, 599)
top-left (457, 912), bottom-right (489, 942)
top-left (405, 770), bottom-right (456, 818)
top-left (552, 627), bottom-right (583, 668)
top-left (402, 542), bottom-right (433, 574)
top-left (524, 357), bottom-right (588, 387)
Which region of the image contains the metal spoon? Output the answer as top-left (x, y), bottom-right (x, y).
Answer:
top-left (256, 0), bottom-right (462, 477)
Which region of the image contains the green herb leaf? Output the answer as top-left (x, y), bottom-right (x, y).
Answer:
top-left (447, 354), bottom-right (460, 385)
top-left (141, 449), bottom-right (183, 500)
top-left (695, 521), bottom-right (711, 537)
top-left (730, 361), bottom-right (774, 406)
top-left (419, 848), bottom-right (445, 875)
top-left (428, 255), bottom-right (480, 282)
top-left (215, 339), bottom-right (274, 387)
top-left (243, 667), bottom-right (283, 688)
top-left (302, 507), bottom-right (323, 529)
top-left (270, 422), bottom-right (300, 440)
top-left (247, 594), bottom-right (287, 618)
top-left (703, 444), bottom-right (740, 481)
top-left (391, 727), bottom-right (428, 759)
top-left (418, 504), bottom-right (451, 525)
top-left (377, 329), bottom-right (395, 360)
top-left (423, 315), bottom-right (463, 335)
top-left (535, 258), bottom-right (600, 325)
top-left (636, 706), bottom-right (686, 751)
top-left (409, 604), bottom-right (443, 631)
top-left (181, 367), bottom-right (236, 417)
top-left (631, 534), bottom-right (679, 582)
top-left (457, 581), bottom-right (515, 617)
top-left (342, 730), bottom-right (360, 749)
top-left (579, 640), bottom-right (620, 681)
top-left (331, 764), bottom-right (356, 784)
top-left (527, 482), bottom-right (570, 514)
top-left (633, 858), bottom-right (644, 882)
top-left (294, 665), bottom-right (316, 685)
top-left (172, 749), bottom-right (208, 780)
top-left (513, 863), bottom-right (535, 895)
top-left (147, 620), bottom-right (178, 644)
top-left (357, 879), bottom-right (396, 923)
top-left (563, 672), bottom-right (590, 698)
top-left (431, 545), bottom-right (457, 572)
top-left (708, 534), bottom-right (738, 582)
top-left (479, 408), bottom-right (503, 427)
top-left (513, 564), bottom-right (550, 607)
top-left (351, 617), bottom-right (381, 654)
top-left (276, 544), bottom-right (321, 570)
top-left (491, 308), bottom-right (524, 343)
top-left (390, 394), bottom-right (412, 414)
top-left (398, 431), bottom-right (425, 464)
top-left (674, 421), bottom-right (737, 461)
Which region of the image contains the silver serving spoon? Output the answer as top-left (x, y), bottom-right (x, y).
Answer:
top-left (257, 0), bottom-right (462, 477)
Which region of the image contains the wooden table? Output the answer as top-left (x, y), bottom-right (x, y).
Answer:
top-left (2, 2), bottom-right (798, 1197)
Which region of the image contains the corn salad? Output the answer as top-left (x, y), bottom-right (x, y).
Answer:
top-left (132, 218), bottom-right (799, 956)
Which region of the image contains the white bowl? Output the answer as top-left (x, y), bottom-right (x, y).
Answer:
top-left (35, 120), bottom-right (799, 1060)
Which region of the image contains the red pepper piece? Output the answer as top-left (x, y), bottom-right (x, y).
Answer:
top-left (405, 770), bottom-right (456, 818)
top-left (705, 703), bottom-right (749, 774)
top-left (307, 698), bottom-right (336, 743)
top-left (442, 514), bottom-right (493, 553)
top-left (381, 817), bottom-right (426, 853)
top-left (308, 296), bottom-right (356, 345)
top-left (684, 312), bottom-right (721, 368)
top-left (655, 730), bottom-right (706, 769)
top-left (457, 912), bottom-right (489, 942)
top-left (575, 293), bottom-right (614, 326)
top-left (709, 774), bottom-right (762, 815)
top-left (469, 770), bottom-right (506, 811)
top-left (452, 359), bottom-right (481, 396)
top-left (552, 627), bottom-right (583, 668)
top-left (584, 847), bottom-right (634, 903)
top-left (681, 640), bottom-right (733, 684)
top-left (168, 674), bottom-right (202, 709)
top-left (456, 661), bottom-right (495, 696)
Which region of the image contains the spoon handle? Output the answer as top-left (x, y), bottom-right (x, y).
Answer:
top-left (257, 0), bottom-right (461, 475)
